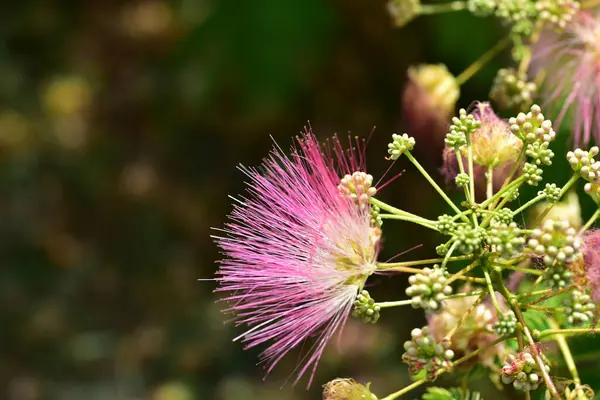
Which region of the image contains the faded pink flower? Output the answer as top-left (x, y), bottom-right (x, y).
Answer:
top-left (401, 64), bottom-right (459, 166)
top-left (427, 290), bottom-right (507, 371)
top-left (467, 103), bottom-right (522, 168)
top-left (214, 131), bottom-right (380, 387)
top-left (534, 11), bottom-right (600, 146)
top-left (581, 229), bottom-right (600, 301)
top-left (442, 103), bottom-right (522, 197)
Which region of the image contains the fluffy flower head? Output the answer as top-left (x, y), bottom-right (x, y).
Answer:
top-left (427, 289), bottom-right (507, 370)
top-left (580, 229), bottom-right (600, 301)
top-left (464, 102), bottom-right (523, 168)
top-left (214, 131), bottom-right (380, 386)
top-left (442, 103), bottom-right (523, 195)
top-left (401, 64), bottom-right (459, 163)
top-left (535, 10), bottom-right (600, 145)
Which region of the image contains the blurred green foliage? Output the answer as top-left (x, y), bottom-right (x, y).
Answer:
top-left (0, 0), bottom-right (598, 399)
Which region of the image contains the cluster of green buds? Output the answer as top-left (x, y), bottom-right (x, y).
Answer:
top-left (436, 243), bottom-right (449, 256)
top-left (522, 162), bottom-right (543, 186)
top-left (502, 186), bottom-right (520, 203)
top-left (465, 0), bottom-right (580, 37)
top-left (540, 183), bottom-right (562, 203)
top-left (564, 290), bottom-right (596, 326)
top-left (489, 222), bottom-right (526, 259)
top-left (402, 327), bottom-right (454, 381)
top-left (568, 147), bottom-right (600, 201)
top-left (509, 105), bottom-right (556, 144)
top-left (436, 215), bottom-right (457, 235)
top-left (387, 133), bottom-right (415, 160)
top-left (536, 0), bottom-right (580, 31)
top-left (406, 266), bottom-right (453, 311)
top-left (444, 109), bottom-right (479, 149)
top-left (490, 68), bottom-right (536, 113)
top-left (527, 219), bottom-right (581, 266)
top-left (491, 208), bottom-right (514, 225)
top-left (501, 347), bottom-right (551, 392)
top-left (370, 204), bottom-right (383, 227)
top-left (507, 105), bottom-right (557, 185)
top-left (527, 219), bottom-right (581, 288)
top-left (493, 311), bottom-right (517, 335)
top-left (543, 263), bottom-right (576, 289)
top-left (453, 223), bottom-right (488, 255)
top-left (455, 173), bottom-right (470, 188)
top-left (494, 0), bottom-right (536, 35)
top-left (352, 290), bottom-right (381, 324)
top-left (525, 140), bottom-right (554, 166)
top-left (338, 171), bottom-right (377, 208)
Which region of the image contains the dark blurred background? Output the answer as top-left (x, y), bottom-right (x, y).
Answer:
top-left (1, 1), bottom-right (599, 399)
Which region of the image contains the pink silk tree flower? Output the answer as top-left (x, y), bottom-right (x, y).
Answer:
top-left (441, 103), bottom-right (522, 197)
top-left (580, 229), bottom-right (600, 301)
top-left (534, 11), bottom-right (600, 146)
top-left (214, 131), bottom-right (380, 387)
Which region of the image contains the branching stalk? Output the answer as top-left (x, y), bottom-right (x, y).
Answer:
top-left (404, 151), bottom-right (467, 220)
top-left (455, 36), bottom-right (511, 86)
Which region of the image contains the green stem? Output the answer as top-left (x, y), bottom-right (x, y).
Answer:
top-left (377, 255), bottom-right (473, 270)
top-left (380, 260), bottom-right (485, 283)
top-left (377, 299), bottom-right (413, 308)
top-left (446, 260), bottom-right (479, 285)
top-left (533, 175), bottom-right (579, 227)
top-left (579, 208), bottom-right (600, 235)
top-left (516, 323), bottom-right (524, 351)
top-left (548, 318), bottom-right (583, 392)
top-left (486, 166), bottom-right (494, 205)
top-left (511, 299), bottom-right (561, 400)
top-left (518, 20), bottom-right (543, 76)
top-left (452, 334), bottom-right (510, 366)
top-left (419, 1), bottom-right (466, 15)
top-left (370, 197), bottom-right (427, 220)
top-left (441, 241), bottom-right (457, 269)
top-left (498, 148), bottom-right (526, 195)
top-left (517, 288), bottom-right (551, 299)
top-left (523, 304), bottom-right (564, 312)
top-left (379, 214), bottom-right (438, 230)
top-left (483, 269), bottom-right (502, 314)
top-left (525, 285), bottom-right (576, 306)
top-left (451, 209), bottom-right (473, 221)
top-left (539, 328), bottom-right (600, 339)
top-left (479, 176), bottom-right (524, 210)
top-left (380, 378), bottom-right (427, 400)
top-left (455, 149), bottom-right (471, 203)
top-left (518, 47), bottom-right (532, 77)
top-left (446, 291), bottom-right (485, 299)
top-left (466, 133), bottom-right (477, 208)
top-left (479, 149), bottom-right (526, 221)
top-left (496, 264), bottom-right (543, 276)
top-left (382, 332), bottom-right (514, 399)
top-left (455, 36), bottom-right (511, 86)
top-left (512, 193), bottom-right (546, 216)
top-left (480, 177), bottom-right (527, 228)
top-left (404, 151), bottom-right (468, 221)
top-left (448, 293), bottom-right (487, 338)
